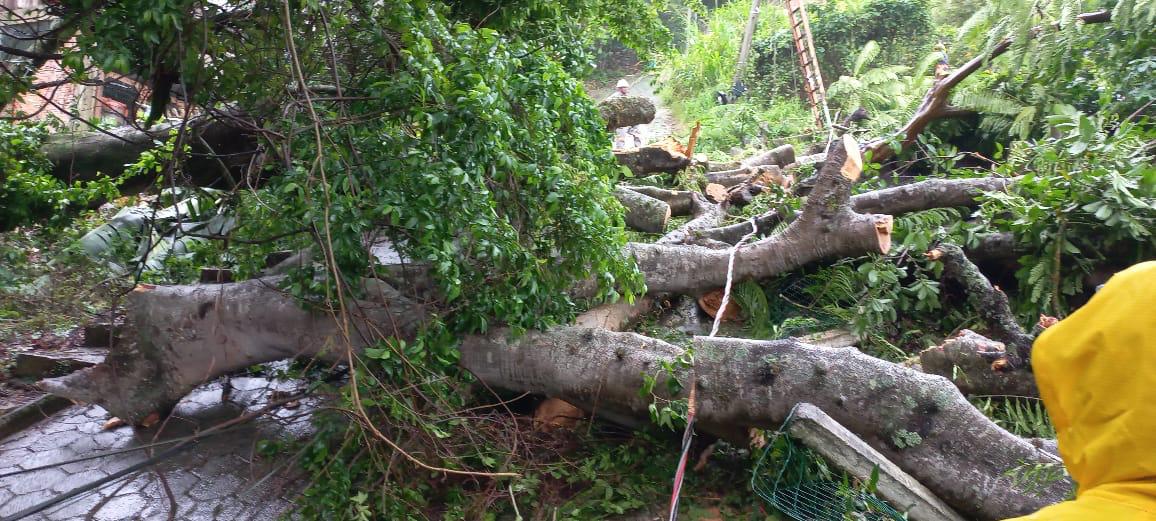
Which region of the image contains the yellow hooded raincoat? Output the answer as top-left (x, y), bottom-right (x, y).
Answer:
top-left (1007, 261), bottom-right (1156, 520)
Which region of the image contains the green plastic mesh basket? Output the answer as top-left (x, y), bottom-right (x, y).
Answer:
top-left (751, 406), bottom-right (907, 521)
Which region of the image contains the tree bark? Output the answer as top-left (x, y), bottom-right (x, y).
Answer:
top-left (696, 176), bottom-right (1018, 245)
top-left (459, 328), bottom-right (1069, 521)
top-left (620, 186), bottom-right (698, 216)
top-left (42, 116), bottom-right (257, 188)
top-left (597, 96), bottom-right (656, 129)
top-left (41, 278), bottom-right (1067, 521)
top-left (929, 244), bottom-right (1034, 366)
top-left (614, 186), bottom-right (671, 233)
top-left (920, 330), bottom-right (1039, 397)
top-left (39, 277), bottom-right (428, 423)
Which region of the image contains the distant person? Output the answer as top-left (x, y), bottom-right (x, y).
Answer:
top-left (1007, 261), bottom-right (1156, 520)
top-left (934, 43), bottom-right (951, 79)
top-left (606, 78), bottom-right (642, 149)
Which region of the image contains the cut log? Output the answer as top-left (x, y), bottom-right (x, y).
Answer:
top-left (459, 328), bottom-right (1070, 521)
top-left (703, 183), bottom-right (728, 203)
top-left (613, 146), bottom-right (690, 175)
top-left (597, 96), bottom-right (656, 130)
top-left (697, 288), bottom-right (741, 321)
top-left (620, 186), bottom-right (697, 216)
top-left (614, 186), bottom-right (670, 233)
top-left (740, 143), bottom-right (796, 169)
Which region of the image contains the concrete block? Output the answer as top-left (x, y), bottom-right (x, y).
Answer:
top-left (787, 403), bottom-right (967, 521)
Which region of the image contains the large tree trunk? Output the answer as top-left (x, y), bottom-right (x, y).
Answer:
top-left (460, 328), bottom-right (1067, 521)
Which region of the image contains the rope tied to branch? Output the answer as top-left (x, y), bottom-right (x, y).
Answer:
top-left (669, 217), bottom-right (759, 521)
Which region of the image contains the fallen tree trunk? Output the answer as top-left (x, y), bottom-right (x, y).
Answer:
top-left (597, 96), bottom-right (656, 129)
top-left (614, 187), bottom-right (671, 233)
top-left (42, 276), bottom-right (1067, 520)
top-left (39, 277), bottom-right (428, 422)
top-left (460, 328), bottom-right (1069, 521)
top-left (42, 116), bottom-right (257, 187)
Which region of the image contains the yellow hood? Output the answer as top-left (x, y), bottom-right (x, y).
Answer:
top-left (1027, 260), bottom-right (1156, 517)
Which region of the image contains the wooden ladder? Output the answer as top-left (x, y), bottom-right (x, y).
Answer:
top-left (784, 0), bottom-right (827, 127)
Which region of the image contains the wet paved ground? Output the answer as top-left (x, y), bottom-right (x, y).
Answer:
top-left (0, 377), bottom-right (315, 520)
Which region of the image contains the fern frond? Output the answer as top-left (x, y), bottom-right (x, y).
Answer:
top-left (1010, 105), bottom-right (1038, 140)
top-left (853, 40), bottom-right (881, 76)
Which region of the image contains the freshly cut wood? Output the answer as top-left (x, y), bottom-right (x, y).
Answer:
top-left (685, 121), bottom-right (702, 159)
top-left (697, 288), bottom-right (741, 321)
top-left (613, 146), bottom-right (690, 175)
top-left (614, 186), bottom-right (670, 233)
top-left (703, 183), bottom-right (728, 203)
top-left (533, 398), bottom-right (585, 431)
top-left (597, 96), bottom-right (656, 129)
top-left (620, 186), bottom-right (697, 216)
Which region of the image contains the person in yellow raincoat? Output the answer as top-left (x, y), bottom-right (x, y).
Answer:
top-left (1007, 260), bottom-right (1156, 520)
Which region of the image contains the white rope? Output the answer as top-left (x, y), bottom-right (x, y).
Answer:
top-left (709, 217), bottom-right (760, 337)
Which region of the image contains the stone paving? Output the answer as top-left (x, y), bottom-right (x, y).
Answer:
top-left (0, 377), bottom-right (316, 520)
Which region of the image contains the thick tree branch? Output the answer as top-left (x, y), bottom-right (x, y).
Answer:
top-left (698, 176), bottom-right (1019, 245)
top-left (864, 10), bottom-right (1112, 164)
top-left (928, 243), bottom-right (1034, 366)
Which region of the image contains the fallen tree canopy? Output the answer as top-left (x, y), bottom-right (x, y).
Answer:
top-left (37, 135), bottom-right (1072, 520)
